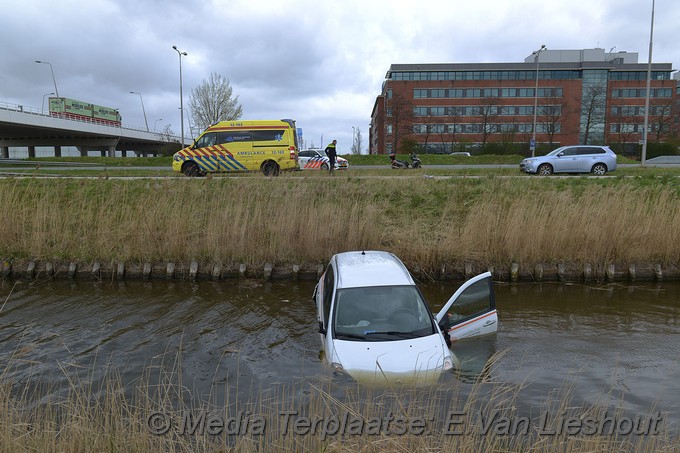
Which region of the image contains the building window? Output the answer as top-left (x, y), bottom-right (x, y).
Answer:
top-left (389, 69), bottom-right (581, 81)
top-left (612, 88), bottom-right (672, 98)
top-left (386, 124), bottom-right (393, 134)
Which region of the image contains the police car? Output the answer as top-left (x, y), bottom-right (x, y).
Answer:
top-left (313, 250), bottom-right (497, 385)
top-left (297, 149), bottom-right (349, 170)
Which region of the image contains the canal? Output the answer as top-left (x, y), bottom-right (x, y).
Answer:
top-left (1, 278), bottom-right (679, 430)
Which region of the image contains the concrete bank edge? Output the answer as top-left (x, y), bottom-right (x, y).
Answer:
top-left (1, 259), bottom-right (679, 283)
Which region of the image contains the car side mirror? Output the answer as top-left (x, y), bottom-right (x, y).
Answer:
top-left (318, 321), bottom-right (326, 336)
top-left (557, 152), bottom-right (563, 157)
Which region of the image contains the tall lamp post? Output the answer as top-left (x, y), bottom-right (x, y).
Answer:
top-left (35, 60), bottom-right (60, 100)
top-left (129, 91), bottom-right (149, 131)
top-left (641, 0), bottom-right (655, 167)
top-left (531, 45), bottom-right (546, 157)
top-left (154, 118), bottom-right (163, 132)
top-left (172, 45), bottom-right (188, 146)
top-left (42, 92), bottom-right (55, 114)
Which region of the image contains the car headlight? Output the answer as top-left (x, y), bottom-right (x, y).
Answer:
top-left (173, 155), bottom-right (181, 162)
top-left (443, 356), bottom-right (454, 371)
top-left (331, 362), bottom-right (347, 375)
top-left (523, 159), bottom-right (535, 164)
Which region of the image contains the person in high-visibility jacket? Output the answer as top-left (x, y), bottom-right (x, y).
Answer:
top-left (324, 140), bottom-right (337, 175)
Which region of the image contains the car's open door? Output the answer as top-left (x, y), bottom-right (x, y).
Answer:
top-left (435, 271), bottom-right (497, 342)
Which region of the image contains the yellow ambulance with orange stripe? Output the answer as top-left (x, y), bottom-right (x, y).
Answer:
top-left (172, 119), bottom-right (299, 176)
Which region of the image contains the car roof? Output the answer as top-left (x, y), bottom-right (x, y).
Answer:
top-left (333, 251), bottom-right (415, 289)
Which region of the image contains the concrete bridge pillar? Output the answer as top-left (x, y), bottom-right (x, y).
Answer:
top-left (1, 146), bottom-right (8, 158)
top-left (107, 146), bottom-right (115, 157)
top-left (28, 146), bottom-right (36, 158)
top-left (54, 146), bottom-right (62, 157)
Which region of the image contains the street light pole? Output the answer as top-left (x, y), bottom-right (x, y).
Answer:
top-left (154, 118), bottom-right (163, 132)
top-left (641, 0), bottom-right (655, 167)
top-left (172, 45), bottom-right (188, 147)
top-left (531, 44), bottom-right (546, 157)
top-left (42, 92), bottom-right (55, 114)
top-left (129, 91), bottom-right (149, 131)
top-left (35, 60), bottom-right (60, 100)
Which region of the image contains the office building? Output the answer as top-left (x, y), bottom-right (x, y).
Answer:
top-left (370, 48), bottom-right (677, 156)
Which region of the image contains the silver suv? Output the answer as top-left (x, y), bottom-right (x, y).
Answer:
top-left (520, 145), bottom-right (617, 175)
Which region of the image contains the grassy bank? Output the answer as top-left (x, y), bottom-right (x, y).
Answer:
top-left (1, 175), bottom-right (679, 274)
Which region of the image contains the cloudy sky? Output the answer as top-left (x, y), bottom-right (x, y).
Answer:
top-left (1, 0), bottom-right (678, 153)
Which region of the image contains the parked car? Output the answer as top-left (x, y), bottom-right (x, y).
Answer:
top-left (297, 149), bottom-right (349, 170)
top-left (450, 152), bottom-right (472, 157)
top-left (313, 250), bottom-right (497, 385)
top-left (519, 145), bottom-right (617, 175)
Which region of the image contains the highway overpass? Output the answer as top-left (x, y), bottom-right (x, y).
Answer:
top-left (0, 101), bottom-right (188, 158)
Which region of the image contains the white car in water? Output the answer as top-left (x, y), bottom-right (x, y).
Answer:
top-left (313, 250), bottom-right (497, 384)
top-left (297, 149), bottom-right (349, 170)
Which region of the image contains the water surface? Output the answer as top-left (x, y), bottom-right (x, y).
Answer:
top-left (1, 278), bottom-right (678, 427)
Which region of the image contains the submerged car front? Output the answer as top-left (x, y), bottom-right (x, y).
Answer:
top-left (328, 284), bottom-right (453, 385)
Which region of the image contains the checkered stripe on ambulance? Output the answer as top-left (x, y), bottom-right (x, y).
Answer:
top-left (174, 145), bottom-right (247, 172)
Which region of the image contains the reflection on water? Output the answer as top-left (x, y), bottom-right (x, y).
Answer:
top-left (1, 278), bottom-right (679, 425)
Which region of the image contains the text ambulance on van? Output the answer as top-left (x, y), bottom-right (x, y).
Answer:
top-left (172, 119), bottom-right (299, 177)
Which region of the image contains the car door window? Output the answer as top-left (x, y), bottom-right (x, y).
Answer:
top-left (195, 132), bottom-right (218, 148)
top-left (446, 279), bottom-right (494, 324)
top-left (436, 272), bottom-right (495, 326)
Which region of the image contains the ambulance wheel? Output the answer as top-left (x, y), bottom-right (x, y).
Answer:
top-left (262, 161), bottom-right (280, 176)
top-left (183, 162), bottom-right (201, 177)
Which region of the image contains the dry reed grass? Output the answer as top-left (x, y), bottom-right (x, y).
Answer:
top-left (1, 176), bottom-right (679, 273)
top-left (1, 347), bottom-right (675, 452)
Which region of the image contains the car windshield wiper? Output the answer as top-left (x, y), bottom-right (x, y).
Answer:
top-left (364, 331), bottom-right (417, 339)
top-left (335, 332), bottom-right (366, 340)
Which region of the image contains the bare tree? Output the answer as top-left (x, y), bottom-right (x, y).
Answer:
top-left (415, 115), bottom-right (435, 153)
top-left (539, 96), bottom-right (569, 148)
top-left (650, 98), bottom-right (674, 142)
top-left (438, 106), bottom-right (462, 153)
top-left (387, 93), bottom-right (414, 153)
top-left (478, 97), bottom-right (500, 148)
top-left (606, 105), bottom-right (639, 154)
top-left (158, 124), bottom-right (176, 142)
top-left (352, 128), bottom-right (363, 154)
top-left (189, 73), bottom-right (243, 131)
top-left (580, 84), bottom-right (607, 144)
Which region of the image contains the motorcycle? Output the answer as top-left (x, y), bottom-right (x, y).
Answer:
top-left (389, 152), bottom-right (423, 169)
top-left (410, 152), bottom-right (422, 169)
top-left (389, 153), bottom-right (410, 169)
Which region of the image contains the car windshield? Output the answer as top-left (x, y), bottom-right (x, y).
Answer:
top-left (545, 147), bottom-right (568, 156)
top-left (333, 285), bottom-right (435, 341)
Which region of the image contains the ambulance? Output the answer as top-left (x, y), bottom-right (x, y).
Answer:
top-left (172, 119), bottom-right (299, 176)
